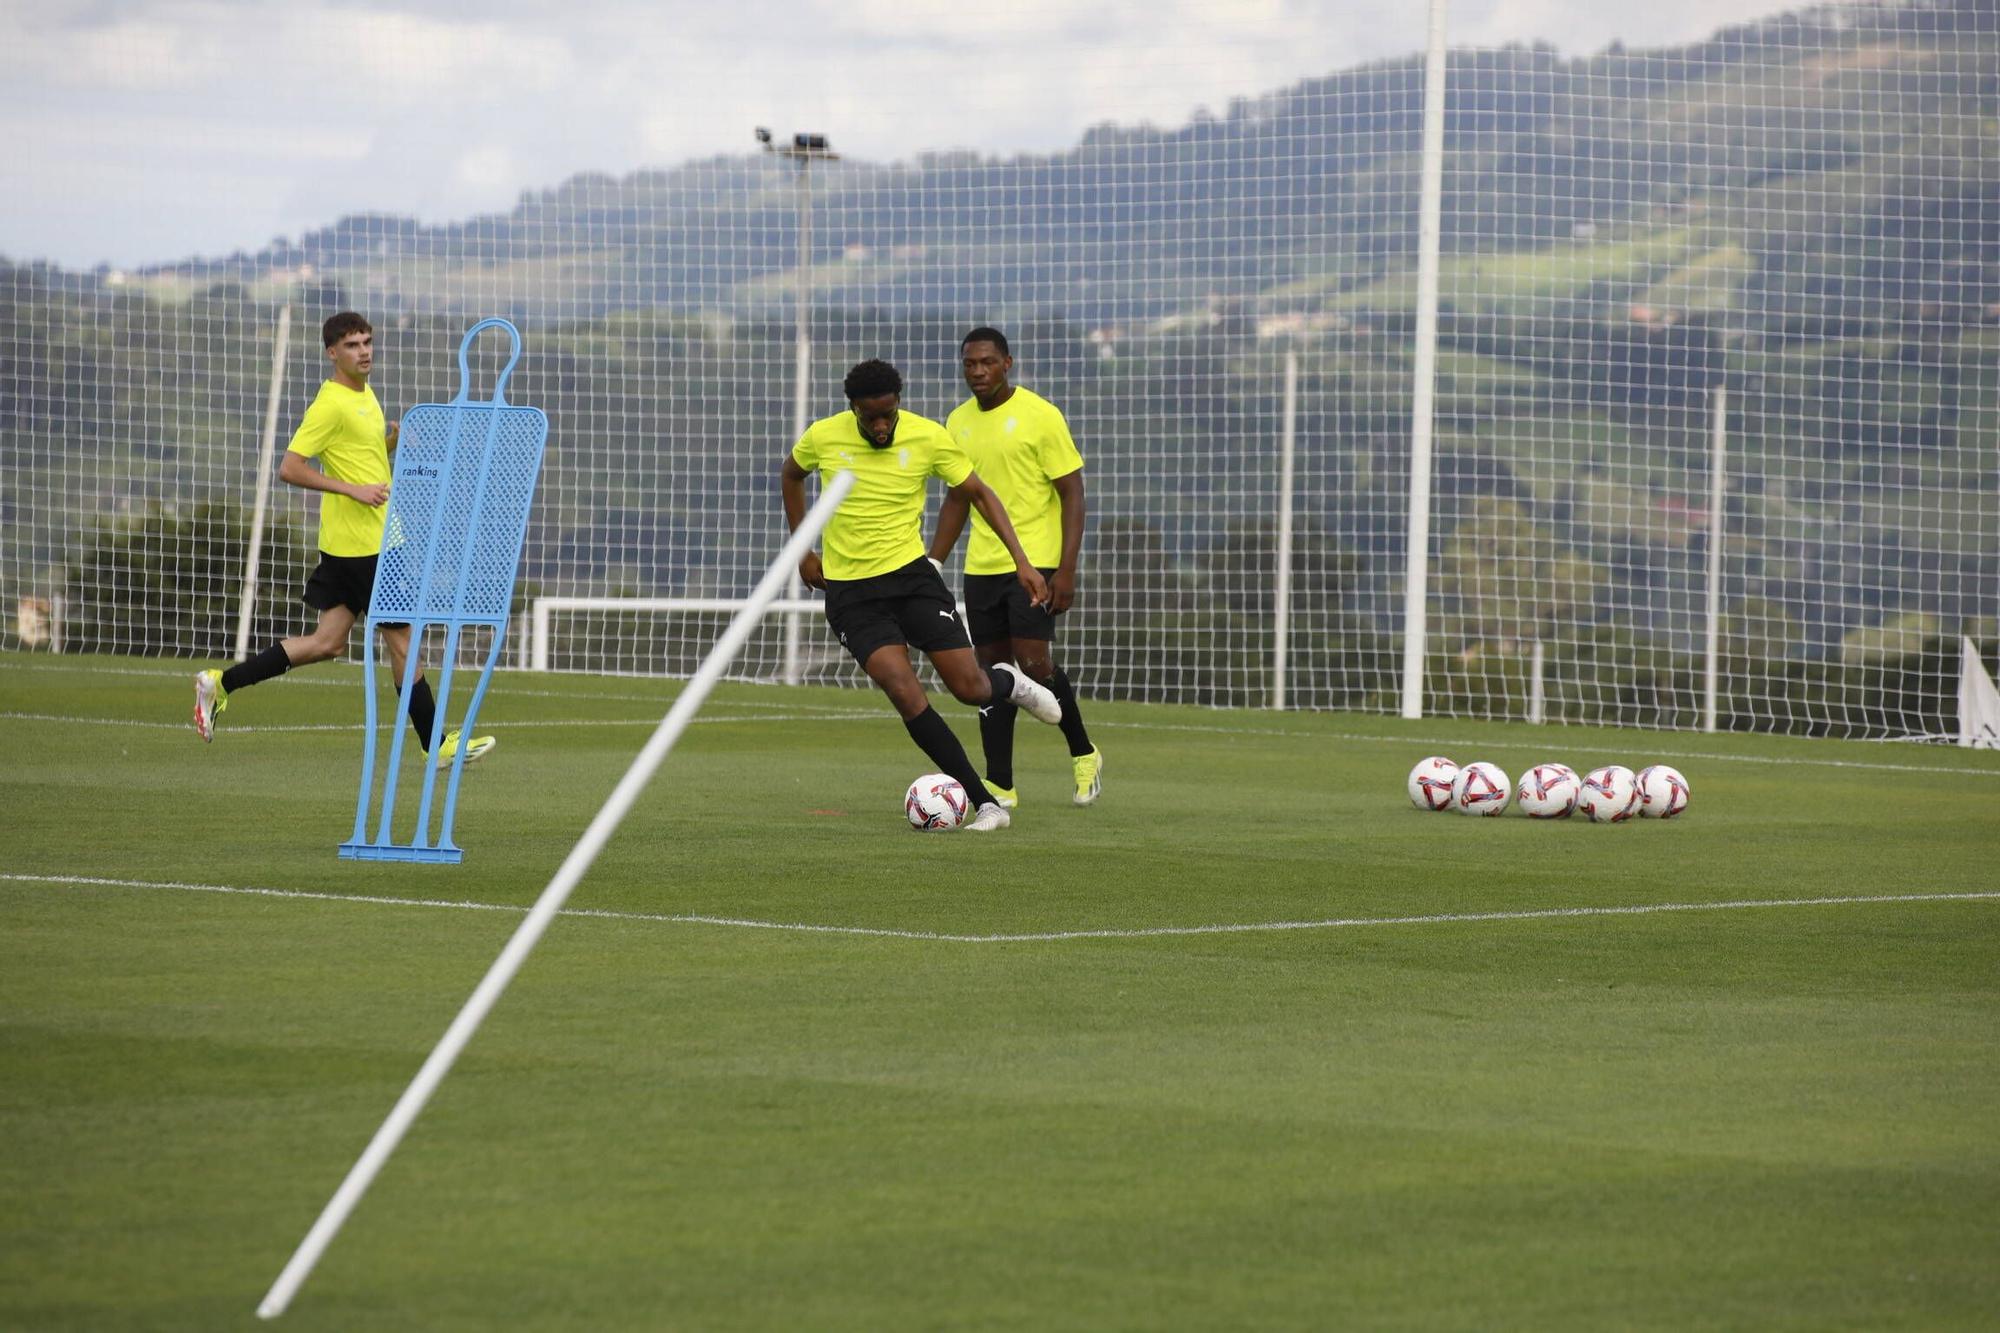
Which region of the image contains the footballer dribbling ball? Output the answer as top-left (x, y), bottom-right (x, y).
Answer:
top-left (1636, 764), bottom-right (1690, 819)
top-left (1515, 763), bottom-right (1580, 819)
top-left (905, 773), bottom-right (969, 831)
top-left (1451, 761), bottom-right (1511, 816)
top-left (1577, 765), bottom-right (1640, 823)
top-left (1407, 755), bottom-right (1460, 811)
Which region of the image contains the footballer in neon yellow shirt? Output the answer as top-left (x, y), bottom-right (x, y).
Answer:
top-left (929, 327), bottom-right (1101, 808)
top-left (289, 374), bottom-right (392, 557)
top-left (781, 358), bottom-right (1066, 832)
top-left (191, 312), bottom-right (492, 768)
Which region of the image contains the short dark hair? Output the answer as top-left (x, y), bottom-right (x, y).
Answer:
top-left (961, 327), bottom-right (1010, 356)
top-left (322, 311), bottom-right (372, 348)
top-left (843, 359), bottom-right (903, 402)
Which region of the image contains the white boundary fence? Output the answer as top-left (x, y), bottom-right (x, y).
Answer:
top-left (7, 0), bottom-right (1993, 741)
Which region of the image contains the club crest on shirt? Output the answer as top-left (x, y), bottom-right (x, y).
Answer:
top-left (898, 447), bottom-right (910, 468)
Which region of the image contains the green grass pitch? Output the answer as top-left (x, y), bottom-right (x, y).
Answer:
top-left (3, 651), bottom-right (1998, 1330)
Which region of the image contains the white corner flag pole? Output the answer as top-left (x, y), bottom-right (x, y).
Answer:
top-left (256, 470), bottom-right (854, 1320)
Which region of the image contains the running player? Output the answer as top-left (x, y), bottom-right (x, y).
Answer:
top-left (192, 311), bottom-right (491, 764)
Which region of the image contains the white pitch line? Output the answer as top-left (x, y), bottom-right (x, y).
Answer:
top-left (4, 703), bottom-right (1997, 779)
top-left (1073, 718), bottom-right (2000, 777)
top-left (2, 872), bottom-right (1993, 944)
top-left (9, 659), bottom-right (2000, 778)
top-left (0, 711), bottom-right (880, 734)
top-left (0, 659), bottom-right (867, 712)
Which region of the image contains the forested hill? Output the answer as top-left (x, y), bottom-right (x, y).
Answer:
top-left (14, 0), bottom-right (1996, 335)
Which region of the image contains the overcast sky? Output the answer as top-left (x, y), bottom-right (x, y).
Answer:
top-left (3, 0), bottom-right (1757, 270)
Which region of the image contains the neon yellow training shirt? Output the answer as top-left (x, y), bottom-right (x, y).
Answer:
top-left (287, 380), bottom-right (390, 556)
top-left (945, 387), bottom-right (1083, 575)
top-left (792, 409), bottom-right (973, 581)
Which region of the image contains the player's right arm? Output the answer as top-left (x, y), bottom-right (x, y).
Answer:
top-left (277, 450), bottom-right (389, 506)
top-left (779, 453), bottom-right (826, 590)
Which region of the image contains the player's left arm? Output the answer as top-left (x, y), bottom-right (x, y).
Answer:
top-left (950, 472), bottom-right (1048, 607)
top-left (1049, 469), bottom-right (1086, 615)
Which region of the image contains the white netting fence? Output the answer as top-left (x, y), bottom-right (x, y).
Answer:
top-left (2, 0), bottom-right (1993, 738)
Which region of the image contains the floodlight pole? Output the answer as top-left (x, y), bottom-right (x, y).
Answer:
top-left (759, 128), bottom-right (839, 685)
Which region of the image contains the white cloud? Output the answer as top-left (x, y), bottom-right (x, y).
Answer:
top-left (449, 143), bottom-right (522, 194)
top-left (1, 0), bottom-right (1798, 267)
top-left (334, 9), bottom-right (577, 106)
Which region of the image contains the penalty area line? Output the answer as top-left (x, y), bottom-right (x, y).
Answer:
top-left (2, 872), bottom-right (1993, 944)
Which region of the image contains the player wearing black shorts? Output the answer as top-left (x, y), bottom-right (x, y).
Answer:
top-left (191, 312), bottom-right (491, 765)
top-left (781, 358), bottom-right (1065, 833)
top-left (930, 328), bottom-right (1100, 807)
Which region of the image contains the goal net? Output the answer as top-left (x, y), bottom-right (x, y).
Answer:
top-left (1422, 2), bottom-right (1999, 737)
top-left (2, 0), bottom-right (1993, 740)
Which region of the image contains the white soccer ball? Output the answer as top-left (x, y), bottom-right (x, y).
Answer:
top-left (1451, 761), bottom-right (1511, 816)
top-left (1577, 765), bottom-right (1640, 823)
top-left (1636, 764), bottom-right (1691, 819)
top-left (905, 773), bottom-right (969, 831)
top-left (1407, 755), bottom-right (1460, 811)
top-left (1515, 763), bottom-right (1580, 819)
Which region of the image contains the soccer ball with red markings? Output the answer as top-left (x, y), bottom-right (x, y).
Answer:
top-left (1577, 765), bottom-right (1641, 823)
top-left (1515, 763), bottom-right (1580, 818)
top-left (1451, 761), bottom-right (1511, 816)
top-left (905, 773), bottom-right (969, 831)
top-left (1406, 755), bottom-right (1460, 811)
top-left (1636, 765), bottom-right (1690, 819)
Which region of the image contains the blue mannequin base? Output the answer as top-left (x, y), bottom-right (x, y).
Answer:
top-left (339, 842), bottom-right (464, 864)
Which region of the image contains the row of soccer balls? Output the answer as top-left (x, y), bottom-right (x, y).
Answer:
top-left (1408, 757), bottom-right (1690, 821)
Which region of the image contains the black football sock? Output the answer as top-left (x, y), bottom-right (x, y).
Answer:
top-left (401, 675), bottom-right (439, 752)
top-left (979, 698), bottom-right (1019, 790)
top-left (983, 663), bottom-right (1023, 709)
top-left (902, 706), bottom-right (994, 808)
top-left (221, 643), bottom-right (292, 693)
top-left (1049, 667), bottom-right (1093, 756)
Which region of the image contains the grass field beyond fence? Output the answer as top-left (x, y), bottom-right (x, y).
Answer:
top-left (3, 652), bottom-right (1998, 1331)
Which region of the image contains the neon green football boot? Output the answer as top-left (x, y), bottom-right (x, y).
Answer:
top-left (439, 729), bottom-right (496, 765)
top-left (1071, 748), bottom-right (1103, 806)
top-left (192, 669), bottom-right (228, 743)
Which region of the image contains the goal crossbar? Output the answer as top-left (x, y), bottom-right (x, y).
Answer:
top-left (529, 595), bottom-right (827, 673)
top-left (255, 469), bottom-right (854, 1320)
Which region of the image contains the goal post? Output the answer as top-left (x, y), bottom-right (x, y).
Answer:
top-left (255, 469), bottom-right (855, 1321)
top-left (528, 595), bottom-right (828, 673)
